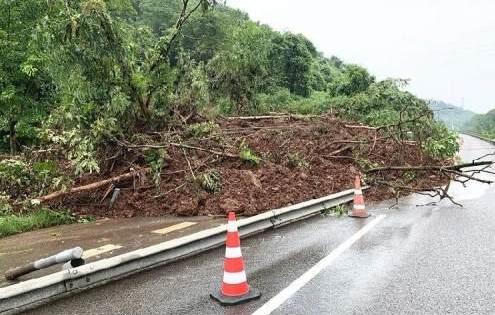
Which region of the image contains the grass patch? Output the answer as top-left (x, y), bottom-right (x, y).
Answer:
top-left (0, 209), bottom-right (76, 238)
top-left (287, 153), bottom-right (309, 169)
top-left (239, 142), bottom-right (261, 165)
top-left (322, 204), bottom-right (348, 217)
top-left (185, 122), bottom-right (219, 138)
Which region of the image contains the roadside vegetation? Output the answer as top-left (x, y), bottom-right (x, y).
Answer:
top-left (0, 208), bottom-right (75, 238)
top-left (323, 205), bottom-right (348, 217)
top-left (464, 109), bottom-right (495, 139)
top-left (0, 0), bottom-right (461, 236)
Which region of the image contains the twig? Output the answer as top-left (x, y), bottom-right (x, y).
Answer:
top-left (115, 139), bottom-right (239, 159)
top-left (325, 156), bottom-right (356, 160)
top-left (152, 183), bottom-right (186, 199)
top-left (344, 124), bottom-right (377, 130)
top-left (225, 114), bottom-right (317, 121)
top-left (366, 161), bottom-right (493, 173)
top-left (473, 152), bottom-right (495, 162)
top-left (181, 147), bottom-right (196, 180)
top-left (100, 183), bottom-right (115, 203)
top-left (327, 145), bottom-right (355, 157)
top-left (170, 143), bottom-right (239, 159)
top-left (445, 169), bottom-right (493, 184)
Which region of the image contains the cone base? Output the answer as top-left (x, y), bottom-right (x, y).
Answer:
top-left (348, 212), bottom-right (371, 218)
top-left (210, 287), bottom-right (261, 306)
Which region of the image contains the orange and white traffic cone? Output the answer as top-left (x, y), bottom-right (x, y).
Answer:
top-left (210, 212), bottom-right (261, 305)
top-left (349, 175), bottom-right (370, 218)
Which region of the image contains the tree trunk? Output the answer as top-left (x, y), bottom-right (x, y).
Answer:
top-left (9, 120), bottom-right (16, 156)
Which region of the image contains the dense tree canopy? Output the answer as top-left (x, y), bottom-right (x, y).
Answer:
top-left (0, 0), bottom-right (456, 171)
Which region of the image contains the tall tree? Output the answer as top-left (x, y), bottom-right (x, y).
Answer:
top-left (270, 33), bottom-right (315, 97)
top-left (0, 0), bottom-right (55, 155)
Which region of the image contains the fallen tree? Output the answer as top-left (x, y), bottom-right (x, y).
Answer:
top-left (367, 159), bottom-right (494, 207)
top-left (35, 168), bottom-right (150, 203)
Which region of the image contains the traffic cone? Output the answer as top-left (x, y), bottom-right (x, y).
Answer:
top-left (349, 175), bottom-right (370, 218)
top-left (210, 212), bottom-right (261, 305)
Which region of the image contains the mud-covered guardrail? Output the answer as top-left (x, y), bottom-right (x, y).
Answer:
top-left (0, 187), bottom-right (362, 314)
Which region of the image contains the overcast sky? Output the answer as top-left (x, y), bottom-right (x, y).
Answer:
top-left (227, 0), bottom-right (495, 113)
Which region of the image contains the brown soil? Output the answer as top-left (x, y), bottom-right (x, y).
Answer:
top-left (64, 115), bottom-right (447, 218)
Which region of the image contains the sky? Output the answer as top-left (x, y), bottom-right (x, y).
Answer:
top-left (226, 0), bottom-right (495, 114)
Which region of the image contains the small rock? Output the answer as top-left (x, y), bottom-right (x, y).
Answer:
top-left (220, 198), bottom-right (242, 213)
top-left (300, 172), bottom-right (308, 180)
top-left (246, 171), bottom-right (262, 189)
top-left (176, 199), bottom-right (199, 216)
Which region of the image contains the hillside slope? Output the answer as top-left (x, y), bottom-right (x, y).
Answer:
top-left (429, 100), bottom-right (476, 131)
top-left (465, 109), bottom-right (495, 138)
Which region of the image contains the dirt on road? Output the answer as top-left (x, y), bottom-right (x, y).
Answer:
top-left (63, 115), bottom-right (447, 218)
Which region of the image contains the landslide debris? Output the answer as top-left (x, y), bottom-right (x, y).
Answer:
top-left (56, 115), bottom-right (448, 218)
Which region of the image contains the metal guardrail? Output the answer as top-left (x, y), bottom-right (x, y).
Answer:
top-left (462, 133), bottom-right (495, 145)
top-left (0, 188), bottom-right (359, 314)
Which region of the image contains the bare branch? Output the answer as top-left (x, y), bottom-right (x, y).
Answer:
top-left (366, 161), bottom-right (493, 173)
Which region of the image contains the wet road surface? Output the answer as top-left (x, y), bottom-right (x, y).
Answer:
top-left (0, 216), bottom-right (222, 287)
top-left (27, 135), bottom-right (495, 314)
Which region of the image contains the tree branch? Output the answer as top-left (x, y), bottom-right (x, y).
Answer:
top-left (35, 168), bottom-right (149, 203)
top-left (366, 161), bottom-right (493, 173)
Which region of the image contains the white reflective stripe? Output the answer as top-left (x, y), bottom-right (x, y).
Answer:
top-left (354, 189), bottom-right (363, 195)
top-left (225, 247), bottom-right (242, 258)
top-left (354, 204), bottom-right (366, 210)
top-left (223, 271), bottom-right (247, 284)
top-left (227, 221), bottom-right (238, 232)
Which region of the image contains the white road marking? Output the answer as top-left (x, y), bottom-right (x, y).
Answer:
top-left (252, 215), bottom-right (386, 315)
top-left (82, 244), bottom-right (123, 259)
top-left (151, 222), bottom-right (197, 235)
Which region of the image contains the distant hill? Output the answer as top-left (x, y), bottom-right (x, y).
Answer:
top-left (464, 109), bottom-right (495, 138)
top-left (428, 100), bottom-right (476, 131)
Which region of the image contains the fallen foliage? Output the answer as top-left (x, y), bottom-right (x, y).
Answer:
top-left (50, 115), bottom-right (457, 218)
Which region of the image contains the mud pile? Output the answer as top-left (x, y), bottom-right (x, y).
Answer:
top-left (68, 115), bottom-right (446, 217)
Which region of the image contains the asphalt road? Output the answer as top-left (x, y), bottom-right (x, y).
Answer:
top-left (27, 135), bottom-right (495, 315)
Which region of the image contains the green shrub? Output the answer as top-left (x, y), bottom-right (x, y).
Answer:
top-left (287, 153), bottom-right (309, 168)
top-left (185, 122), bottom-right (219, 138)
top-left (239, 142), bottom-right (261, 165)
top-left (0, 158), bottom-right (68, 198)
top-left (0, 194), bottom-right (13, 215)
top-left (254, 90), bottom-right (333, 115)
top-left (0, 159), bottom-right (32, 197)
top-left (424, 124), bottom-right (459, 159)
top-left (145, 149), bottom-right (168, 187)
top-left (254, 88), bottom-right (295, 113)
top-left (323, 204), bottom-right (348, 217)
top-left (196, 170), bottom-right (222, 193)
